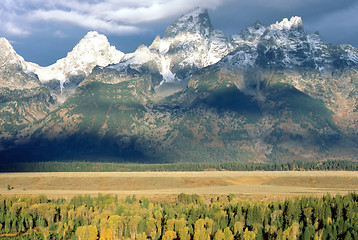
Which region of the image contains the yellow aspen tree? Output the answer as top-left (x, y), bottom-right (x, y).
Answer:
top-left (128, 215), bottom-right (141, 239)
top-left (194, 219), bottom-right (210, 240)
top-left (162, 230), bottom-right (177, 240)
top-left (243, 228), bottom-right (256, 240)
top-left (61, 222), bottom-right (69, 240)
top-left (204, 217), bottom-right (214, 236)
top-left (99, 228), bottom-right (113, 240)
top-left (87, 225), bottom-right (99, 240)
top-left (178, 227), bottom-right (191, 240)
top-left (315, 229), bottom-right (323, 240)
top-left (233, 218), bottom-right (245, 236)
top-left (67, 208), bottom-right (76, 221)
top-left (108, 215), bottom-right (123, 239)
top-left (291, 222), bottom-right (300, 240)
top-left (76, 226), bottom-right (85, 240)
top-left (136, 232), bottom-right (147, 240)
top-left (166, 219), bottom-right (176, 232)
top-left (175, 218), bottom-right (190, 240)
top-left (154, 210), bottom-right (163, 236)
top-left (282, 222), bottom-right (300, 240)
top-left (68, 219), bottom-right (75, 232)
top-left (174, 218), bottom-right (186, 232)
top-left (282, 226), bottom-right (291, 239)
top-left (76, 225), bottom-right (98, 240)
top-left (214, 229), bottom-right (225, 240)
top-left (146, 217), bottom-right (157, 239)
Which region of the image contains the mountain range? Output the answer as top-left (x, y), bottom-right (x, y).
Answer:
top-left (0, 8), bottom-right (357, 163)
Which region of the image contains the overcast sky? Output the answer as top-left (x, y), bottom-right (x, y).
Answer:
top-left (1, 0), bottom-right (358, 66)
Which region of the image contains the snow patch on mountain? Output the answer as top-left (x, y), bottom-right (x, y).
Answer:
top-left (109, 8), bottom-right (232, 85)
top-left (306, 32), bottom-right (330, 71)
top-left (157, 39), bottom-right (176, 82)
top-left (160, 57), bottom-right (176, 82)
top-left (340, 45), bottom-right (358, 65)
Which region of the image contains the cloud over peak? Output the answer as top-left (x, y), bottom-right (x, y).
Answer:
top-left (1, 0), bottom-right (226, 36)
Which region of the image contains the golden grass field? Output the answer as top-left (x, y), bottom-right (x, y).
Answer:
top-left (1, 171), bottom-right (357, 201)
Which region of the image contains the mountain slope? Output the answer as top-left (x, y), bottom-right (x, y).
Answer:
top-left (218, 16), bottom-right (358, 148)
top-left (0, 38), bottom-right (54, 140)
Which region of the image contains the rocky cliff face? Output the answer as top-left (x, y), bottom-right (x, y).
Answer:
top-left (0, 8), bottom-right (357, 162)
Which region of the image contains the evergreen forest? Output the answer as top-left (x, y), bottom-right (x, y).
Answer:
top-left (1, 160), bottom-right (357, 173)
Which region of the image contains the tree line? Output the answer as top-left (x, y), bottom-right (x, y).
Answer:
top-left (0, 193), bottom-right (357, 239)
top-left (0, 159), bottom-right (357, 172)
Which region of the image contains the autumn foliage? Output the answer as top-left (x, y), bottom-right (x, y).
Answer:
top-left (0, 193), bottom-right (357, 239)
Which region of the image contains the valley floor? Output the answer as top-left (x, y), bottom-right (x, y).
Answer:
top-left (1, 171), bottom-right (357, 201)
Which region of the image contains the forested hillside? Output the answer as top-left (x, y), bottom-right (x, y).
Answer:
top-left (0, 193), bottom-right (357, 239)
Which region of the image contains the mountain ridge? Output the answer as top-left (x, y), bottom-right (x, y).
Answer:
top-left (0, 8), bottom-right (357, 163)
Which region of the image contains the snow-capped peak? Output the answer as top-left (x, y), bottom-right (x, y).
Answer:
top-left (83, 31), bottom-right (101, 39)
top-left (66, 31), bottom-right (124, 68)
top-left (0, 38), bottom-right (41, 90)
top-left (0, 37), bottom-right (13, 51)
top-left (27, 31), bottom-right (124, 89)
top-left (269, 16), bottom-right (303, 31)
top-left (0, 37), bottom-right (18, 62)
top-left (110, 7), bottom-right (232, 84)
top-left (164, 7), bottom-right (213, 38)
top-left (0, 37), bottom-right (28, 70)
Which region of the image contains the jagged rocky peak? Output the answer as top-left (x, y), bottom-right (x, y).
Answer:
top-left (149, 35), bottom-right (162, 50)
top-left (307, 31), bottom-right (323, 45)
top-left (0, 37), bottom-right (28, 69)
top-left (111, 7), bottom-right (232, 84)
top-left (66, 31), bottom-right (124, 68)
top-left (161, 8), bottom-right (232, 76)
top-left (231, 21), bottom-right (266, 47)
top-left (0, 38), bottom-right (41, 90)
top-left (0, 38), bottom-right (17, 64)
top-left (164, 7), bottom-right (213, 38)
top-left (22, 31), bottom-right (125, 103)
top-left (0, 37), bottom-right (12, 51)
top-left (27, 31), bottom-right (124, 84)
top-left (262, 16), bottom-right (306, 41)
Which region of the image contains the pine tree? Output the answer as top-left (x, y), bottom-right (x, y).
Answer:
top-left (303, 223), bottom-right (315, 240)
